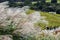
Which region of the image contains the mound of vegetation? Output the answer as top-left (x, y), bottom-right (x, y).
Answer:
top-left (38, 11), bottom-right (60, 29)
top-left (26, 10), bottom-right (60, 30)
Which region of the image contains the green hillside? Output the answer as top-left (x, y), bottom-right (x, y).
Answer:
top-left (40, 12), bottom-right (60, 29)
top-left (26, 10), bottom-right (60, 30)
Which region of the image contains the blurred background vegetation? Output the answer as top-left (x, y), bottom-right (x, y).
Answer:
top-left (0, 0), bottom-right (60, 40)
top-left (7, 0), bottom-right (60, 14)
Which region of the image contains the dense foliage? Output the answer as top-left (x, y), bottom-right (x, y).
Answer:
top-left (8, 0), bottom-right (60, 14)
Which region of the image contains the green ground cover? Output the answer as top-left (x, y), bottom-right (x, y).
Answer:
top-left (26, 10), bottom-right (60, 29)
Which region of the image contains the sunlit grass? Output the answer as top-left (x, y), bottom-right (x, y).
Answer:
top-left (32, 2), bottom-right (37, 5)
top-left (57, 0), bottom-right (60, 3)
top-left (26, 9), bottom-right (35, 15)
top-left (46, 0), bottom-right (51, 2)
top-left (40, 12), bottom-right (60, 28)
top-left (26, 10), bottom-right (60, 29)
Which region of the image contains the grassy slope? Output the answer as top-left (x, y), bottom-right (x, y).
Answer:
top-left (35, 12), bottom-right (60, 29)
top-left (26, 10), bottom-right (35, 15)
top-left (26, 10), bottom-right (60, 29)
top-left (40, 12), bottom-right (60, 28)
